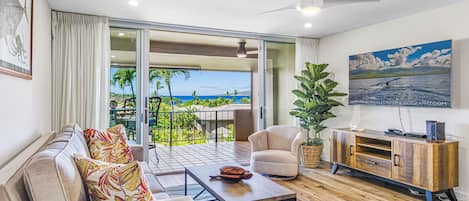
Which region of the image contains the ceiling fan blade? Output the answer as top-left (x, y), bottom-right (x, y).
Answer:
top-left (259, 5), bottom-right (297, 15)
top-left (323, 0), bottom-right (380, 8)
top-left (247, 50), bottom-right (259, 55)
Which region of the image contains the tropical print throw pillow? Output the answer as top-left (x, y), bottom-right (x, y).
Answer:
top-left (84, 125), bottom-right (134, 164)
top-left (74, 155), bottom-right (154, 201)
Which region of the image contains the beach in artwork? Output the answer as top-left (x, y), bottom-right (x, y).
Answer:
top-left (349, 40), bottom-right (452, 108)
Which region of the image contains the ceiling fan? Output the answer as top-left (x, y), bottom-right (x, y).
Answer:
top-left (237, 40), bottom-right (258, 58)
top-left (261, 0), bottom-right (380, 16)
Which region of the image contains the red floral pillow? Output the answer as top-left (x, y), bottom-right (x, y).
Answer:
top-left (74, 155), bottom-right (153, 201)
top-left (83, 125), bottom-right (133, 164)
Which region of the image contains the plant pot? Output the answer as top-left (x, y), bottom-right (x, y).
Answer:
top-left (302, 144), bottom-right (323, 168)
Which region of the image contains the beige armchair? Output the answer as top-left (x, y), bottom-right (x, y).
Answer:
top-left (248, 125), bottom-right (306, 177)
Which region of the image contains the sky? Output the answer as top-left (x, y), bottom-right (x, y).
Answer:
top-left (110, 68), bottom-right (251, 96)
top-left (349, 40), bottom-right (452, 70)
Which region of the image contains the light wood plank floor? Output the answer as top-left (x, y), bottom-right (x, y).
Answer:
top-left (158, 163), bottom-right (424, 201)
top-left (155, 142), bottom-right (425, 201)
top-left (276, 164), bottom-right (422, 201)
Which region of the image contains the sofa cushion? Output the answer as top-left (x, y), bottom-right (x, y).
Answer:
top-left (83, 125), bottom-right (134, 164)
top-left (59, 124), bottom-right (90, 158)
top-left (73, 155), bottom-right (154, 201)
top-left (24, 132), bottom-right (89, 201)
top-left (137, 161), bottom-right (165, 193)
top-left (251, 150), bottom-right (297, 164)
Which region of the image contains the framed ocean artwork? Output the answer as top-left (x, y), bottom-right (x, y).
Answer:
top-left (0, 0), bottom-right (34, 79)
top-left (349, 40), bottom-right (452, 108)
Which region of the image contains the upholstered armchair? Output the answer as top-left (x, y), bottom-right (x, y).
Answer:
top-left (248, 125), bottom-right (306, 177)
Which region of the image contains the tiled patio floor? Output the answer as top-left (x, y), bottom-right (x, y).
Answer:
top-left (148, 141), bottom-right (251, 175)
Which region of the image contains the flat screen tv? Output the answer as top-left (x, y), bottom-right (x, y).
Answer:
top-left (349, 40), bottom-right (452, 108)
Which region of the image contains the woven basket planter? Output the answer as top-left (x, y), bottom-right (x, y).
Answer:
top-left (303, 145), bottom-right (323, 168)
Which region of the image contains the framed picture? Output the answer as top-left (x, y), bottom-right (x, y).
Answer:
top-left (349, 40), bottom-right (452, 108)
top-left (0, 0), bottom-right (34, 79)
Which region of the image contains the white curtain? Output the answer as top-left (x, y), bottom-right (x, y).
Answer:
top-left (51, 11), bottom-right (110, 131)
top-left (294, 38), bottom-right (320, 127)
top-left (295, 37), bottom-right (320, 73)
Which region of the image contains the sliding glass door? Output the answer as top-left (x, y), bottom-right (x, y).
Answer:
top-left (109, 25), bottom-right (296, 165)
top-left (260, 41), bottom-right (296, 129)
top-left (109, 28), bottom-right (151, 160)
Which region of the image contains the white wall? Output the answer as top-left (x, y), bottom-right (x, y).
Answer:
top-left (319, 0), bottom-right (469, 197)
top-left (0, 0), bottom-right (51, 167)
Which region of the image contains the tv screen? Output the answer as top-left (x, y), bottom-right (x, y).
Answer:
top-left (349, 40), bottom-right (452, 108)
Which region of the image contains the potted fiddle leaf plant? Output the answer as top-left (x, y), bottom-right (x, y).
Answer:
top-left (290, 63), bottom-right (347, 168)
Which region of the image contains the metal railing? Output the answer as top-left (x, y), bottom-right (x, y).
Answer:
top-left (110, 109), bottom-right (235, 146)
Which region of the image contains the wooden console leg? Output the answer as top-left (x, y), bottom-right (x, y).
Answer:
top-left (446, 189), bottom-right (458, 201)
top-left (331, 163), bottom-right (339, 174)
top-left (425, 191), bottom-right (435, 201)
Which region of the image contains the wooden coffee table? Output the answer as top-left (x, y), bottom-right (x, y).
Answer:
top-left (184, 164), bottom-right (296, 201)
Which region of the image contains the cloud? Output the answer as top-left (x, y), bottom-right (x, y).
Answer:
top-left (413, 49), bottom-right (451, 67)
top-left (441, 48), bottom-right (451, 54)
top-left (387, 46), bottom-right (422, 68)
top-left (350, 53), bottom-right (384, 70)
top-left (350, 45), bottom-right (451, 71)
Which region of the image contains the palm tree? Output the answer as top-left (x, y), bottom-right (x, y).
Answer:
top-left (152, 80), bottom-right (163, 97)
top-left (192, 90), bottom-right (199, 104)
top-left (150, 69), bottom-right (190, 106)
top-left (112, 68), bottom-right (136, 98)
top-left (232, 89), bottom-right (238, 103)
top-left (149, 69), bottom-right (190, 145)
top-left (111, 72), bottom-right (127, 100)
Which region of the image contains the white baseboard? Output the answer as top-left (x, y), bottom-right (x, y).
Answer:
top-left (455, 190), bottom-right (468, 200)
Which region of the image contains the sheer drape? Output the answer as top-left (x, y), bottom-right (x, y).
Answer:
top-left (295, 38), bottom-right (319, 73)
top-left (51, 11), bottom-right (110, 131)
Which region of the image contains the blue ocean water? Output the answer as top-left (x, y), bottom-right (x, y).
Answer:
top-left (168, 96), bottom-right (251, 104)
top-left (349, 74), bottom-right (451, 107)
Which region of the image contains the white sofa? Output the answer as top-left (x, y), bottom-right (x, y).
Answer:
top-left (248, 125), bottom-right (305, 177)
top-left (0, 124), bottom-right (191, 201)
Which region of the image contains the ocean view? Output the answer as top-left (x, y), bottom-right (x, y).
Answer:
top-left (171, 95), bottom-right (250, 104)
top-left (349, 74), bottom-right (450, 107)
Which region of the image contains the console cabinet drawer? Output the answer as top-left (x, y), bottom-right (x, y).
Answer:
top-left (355, 154), bottom-right (391, 178)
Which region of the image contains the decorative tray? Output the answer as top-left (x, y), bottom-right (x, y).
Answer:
top-left (210, 166), bottom-right (253, 182)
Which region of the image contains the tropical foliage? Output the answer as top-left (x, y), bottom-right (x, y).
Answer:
top-left (290, 63), bottom-right (347, 146)
top-left (110, 68), bottom-right (248, 146)
top-left (111, 68), bottom-right (136, 98)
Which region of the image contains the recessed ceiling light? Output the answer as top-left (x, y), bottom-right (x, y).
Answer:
top-left (118, 32), bottom-right (125, 36)
top-left (128, 0), bottom-right (139, 7)
top-left (304, 23), bottom-right (313, 29)
top-left (111, 55), bottom-right (116, 58)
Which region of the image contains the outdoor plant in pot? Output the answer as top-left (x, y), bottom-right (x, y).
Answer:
top-left (290, 63), bottom-right (347, 168)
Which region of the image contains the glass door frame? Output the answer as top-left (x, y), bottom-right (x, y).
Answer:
top-left (259, 40), bottom-right (297, 130)
top-left (110, 27), bottom-right (151, 162)
top-left (257, 41), bottom-right (266, 130)
top-left (136, 29), bottom-right (151, 162)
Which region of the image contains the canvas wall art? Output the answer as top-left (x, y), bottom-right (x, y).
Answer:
top-left (0, 0), bottom-right (33, 79)
top-left (349, 40), bottom-right (452, 108)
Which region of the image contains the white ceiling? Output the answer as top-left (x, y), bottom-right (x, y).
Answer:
top-left (48, 0), bottom-right (461, 37)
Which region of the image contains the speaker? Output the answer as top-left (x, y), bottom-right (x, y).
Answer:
top-left (426, 121), bottom-right (445, 141)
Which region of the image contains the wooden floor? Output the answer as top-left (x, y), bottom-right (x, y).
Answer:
top-left (158, 163), bottom-right (425, 201)
top-left (277, 164), bottom-right (423, 201)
